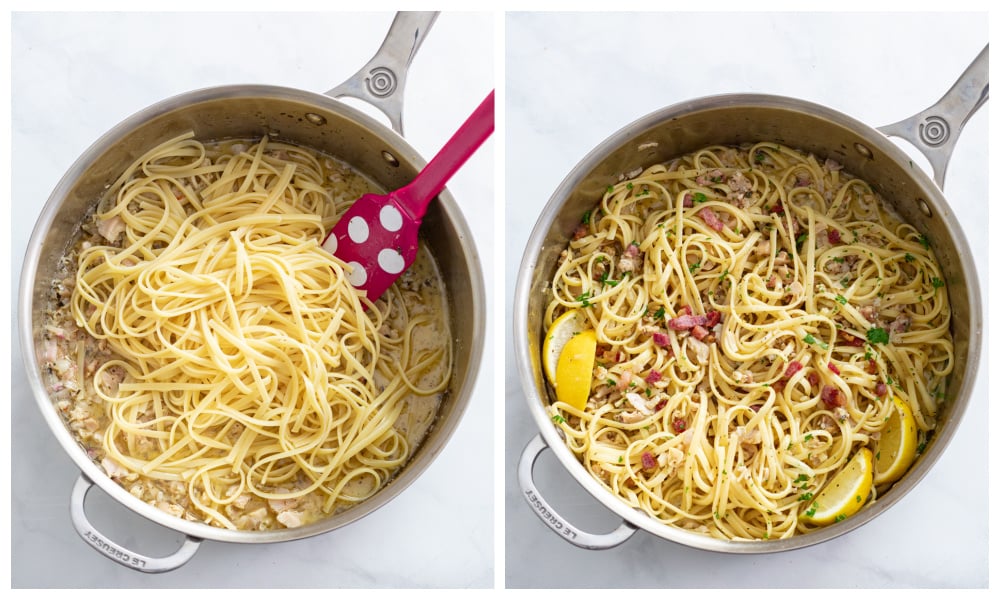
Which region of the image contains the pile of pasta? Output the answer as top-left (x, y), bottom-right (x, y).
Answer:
top-left (70, 133), bottom-right (450, 529)
top-left (545, 143), bottom-right (953, 540)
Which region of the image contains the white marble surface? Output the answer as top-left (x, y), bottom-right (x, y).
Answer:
top-left (11, 11), bottom-right (494, 588)
top-left (505, 12), bottom-right (988, 588)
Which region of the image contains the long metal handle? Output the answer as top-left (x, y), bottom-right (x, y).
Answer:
top-left (70, 474), bottom-right (202, 573)
top-left (325, 11), bottom-right (439, 136)
top-left (878, 45), bottom-right (988, 188)
top-left (518, 434), bottom-right (638, 550)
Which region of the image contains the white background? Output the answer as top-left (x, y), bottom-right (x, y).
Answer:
top-left (5, 4), bottom-right (996, 593)
top-left (10, 11), bottom-right (494, 588)
top-left (505, 11), bottom-right (988, 588)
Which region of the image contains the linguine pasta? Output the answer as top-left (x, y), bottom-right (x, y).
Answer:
top-left (48, 133), bottom-right (451, 530)
top-left (544, 142), bottom-right (952, 540)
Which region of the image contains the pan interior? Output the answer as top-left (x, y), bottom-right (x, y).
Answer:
top-left (24, 86), bottom-right (484, 542)
top-left (518, 95), bottom-right (980, 551)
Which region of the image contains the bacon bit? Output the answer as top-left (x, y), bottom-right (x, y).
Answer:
top-left (645, 369), bottom-right (662, 384)
top-left (807, 372), bottom-right (820, 387)
top-left (573, 224), bottom-right (588, 240)
top-left (692, 325), bottom-right (711, 341)
top-left (641, 452), bottom-right (657, 470)
top-left (668, 314), bottom-right (707, 330)
top-left (654, 398), bottom-right (669, 411)
top-left (623, 243), bottom-right (639, 258)
top-left (821, 385), bottom-right (843, 408)
top-left (704, 310), bottom-right (722, 328)
top-left (828, 362), bottom-right (841, 375)
top-left (652, 332), bottom-right (670, 347)
top-left (768, 201), bottom-right (785, 215)
top-left (865, 359), bottom-right (878, 375)
top-left (772, 379), bottom-right (787, 392)
top-left (682, 193), bottom-right (694, 208)
top-left (784, 361), bottom-right (804, 379)
top-left (828, 229), bottom-right (841, 244)
top-left (698, 207), bottom-right (725, 231)
top-left (837, 331), bottom-right (865, 347)
top-left (875, 382), bottom-right (888, 397)
top-left (672, 417), bottom-right (688, 433)
top-left (750, 404), bottom-right (762, 412)
top-left (679, 305), bottom-right (693, 316)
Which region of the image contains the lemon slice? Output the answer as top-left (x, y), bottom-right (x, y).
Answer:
top-left (800, 448), bottom-right (873, 526)
top-left (554, 329), bottom-right (597, 410)
top-left (873, 395), bottom-right (918, 487)
top-left (542, 309), bottom-right (589, 386)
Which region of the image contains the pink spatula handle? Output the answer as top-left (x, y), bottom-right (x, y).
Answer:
top-left (395, 90), bottom-right (495, 219)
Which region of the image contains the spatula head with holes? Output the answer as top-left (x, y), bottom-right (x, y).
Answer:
top-left (321, 89), bottom-right (494, 301)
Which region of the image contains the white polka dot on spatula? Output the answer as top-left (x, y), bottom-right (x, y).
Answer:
top-left (378, 249), bottom-right (405, 274)
top-left (379, 205), bottom-right (403, 232)
top-left (322, 234), bottom-right (338, 253)
top-left (346, 261), bottom-right (368, 287)
top-left (348, 216), bottom-right (370, 243)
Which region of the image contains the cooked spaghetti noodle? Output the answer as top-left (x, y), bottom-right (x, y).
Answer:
top-left (545, 143), bottom-right (952, 540)
top-left (46, 133), bottom-right (451, 530)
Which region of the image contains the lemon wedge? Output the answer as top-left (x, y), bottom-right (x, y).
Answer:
top-left (800, 448), bottom-right (873, 526)
top-left (873, 395), bottom-right (918, 487)
top-left (554, 329), bottom-right (597, 410)
top-left (542, 309), bottom-right (589, 386)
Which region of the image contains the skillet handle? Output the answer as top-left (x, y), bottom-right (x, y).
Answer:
top-left (70, 474), bottom-right (202, 573)
top-left (518, 434), bottom-right (638, 550)
top-left (325, 11), bottom-right (439, 136)
top-left (878, 45), bottom-right (988, 188)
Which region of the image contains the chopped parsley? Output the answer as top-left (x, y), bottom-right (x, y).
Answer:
top-left (581, 209), bottom-right (592, 225)
top-left (904, 253), bottom-right (915, 263)
top-left (931, 277), bottom-right (945, 289)
top-left (551, 414), bottom-right (566, 424)
top-left (653, 306), bottom-right (666, 320)
top-left (835, 294), bottom-right (848, 305)
top-left (576, 291), bottom-right (594, 307)
top-left (599, 271), bottom-right (619, 288)
top-left (693, 192), bottom-right (708, 203)
top-left (805, 502), bottom-right (818, 518)
top-left (689, 261), bottom-right (701, 274)
top-left (799, 492), bottom-right (814, 502)
top-left (719, 268), bottom-right (729, 282)
top-left (866, 327), bottom-right (890, 345)
top-left (804, 434), bottom-right (814, 441)
top-left (919, 234), bottom-right (931, 250)
top-left (803, 333), bottom-right (829, 350)
top-left (834, 514), bottom-right (847, 523)
top-left (606, 185), bottom-right (614, 195)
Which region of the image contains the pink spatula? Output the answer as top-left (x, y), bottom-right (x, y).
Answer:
top-left (322, 90), bottom-right (494, 301)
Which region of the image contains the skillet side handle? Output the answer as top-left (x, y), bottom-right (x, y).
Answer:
top-left (70, 474), bottom-right (202, 573)
top-left (518, 434), bottom-right (638, 550)
top-left (878, 45), bottom-right (988, 189)
top-left (325, 11), bottom-right (439, 136)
